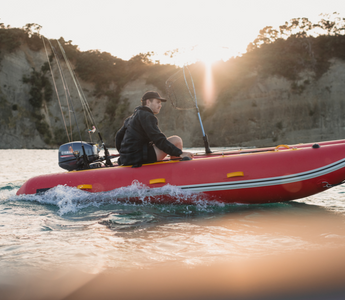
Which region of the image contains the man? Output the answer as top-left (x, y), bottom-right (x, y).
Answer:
top-left (115, 91), bottom-right (194, 166)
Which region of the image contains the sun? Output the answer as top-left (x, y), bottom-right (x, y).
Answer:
top-left (195, 44), bottom-right (221, 67)
top-left (193, 44), bottom-right (220, 107)
top-left (160, 43), bottom-right (233, 67)
top-left (168, 44), bottom-right (224, 107)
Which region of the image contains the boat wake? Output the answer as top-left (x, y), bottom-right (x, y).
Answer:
top-left (7, 180), bottom-right (228, 215)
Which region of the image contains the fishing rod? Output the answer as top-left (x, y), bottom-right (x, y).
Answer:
top-left (46, 39), bottom-right (90, 168)
top-left (182, 66), bottom-right (212, 154)
top-left (43, 38), bottom-right (113, 168)
top-left (166, 65), bottom-right (212, 154)
top-left (56, 41), bottom-right (90, 135)
top-left (42, 37), bottom-right (71, 143)
top-left (58, 41), bottom-right (114, 167)
top-left (56, 41), bottom-right (113, 167)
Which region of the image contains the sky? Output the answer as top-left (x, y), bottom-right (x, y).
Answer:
top-left (1, 0), bottom-right (345, 65)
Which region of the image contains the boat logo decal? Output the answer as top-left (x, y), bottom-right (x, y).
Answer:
top-left (61, 147), bottom-right (74, 155)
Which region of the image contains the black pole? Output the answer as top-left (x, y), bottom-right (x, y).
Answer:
top-left (80, 144), bottom-right (90, 169)
top-left (98, 132), bottom-right (113, 167)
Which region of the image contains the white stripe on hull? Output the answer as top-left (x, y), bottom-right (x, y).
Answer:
top-left (172, 158), bottom-right (345, 193)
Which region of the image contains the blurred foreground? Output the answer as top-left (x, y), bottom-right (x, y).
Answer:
top-left (2, 151), bottom-right (345, 299)
top-left (2, 246), bottom-right (345, 300)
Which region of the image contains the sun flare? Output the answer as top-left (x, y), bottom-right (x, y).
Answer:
top-left (203, 61), bottom-right (215, 107)
top-left (194, 44), bottom-right (225, 66)
top-left (199, 51), bottom-right (219, 67)
top-left (165, 43), bottom-right (232, 67)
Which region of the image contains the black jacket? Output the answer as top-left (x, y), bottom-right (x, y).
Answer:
top-left (115, 106), bottom-right (182, 165)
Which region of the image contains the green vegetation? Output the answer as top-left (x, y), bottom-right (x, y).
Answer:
top-left (25, 111), bottom-right (52, 144)
top-left (22, 59), bottom-right (53, 144)
top-left (146, 63), bottom-right (178, 92)
top-left (46, 39), bottom-right (178, 120)
top-left (72, 48), bottom-right (177, 99)
top-left (53, 128), bottom-right (67, 145)
top-left (212, 13), bottom-right (345, 102)
top-left (1, 13), bottom-right (345, 146)
top-left (22, 62), bottom-right (53, 108)
top-left (0, 23), bottom-right (43, 58)
top-left (245, 14), bottom-right (345, 80)
top-left (1, 15), bottom-right (344, 105)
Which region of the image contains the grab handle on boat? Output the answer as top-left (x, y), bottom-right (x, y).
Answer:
top-left (227, 171), bottom-right (244, 178)
top-left (149, 178), bottom-right (166, 185)
top-left (275, 145), bottom-right (290, 151)
top-left (77, 184), bottom-right (92, 190)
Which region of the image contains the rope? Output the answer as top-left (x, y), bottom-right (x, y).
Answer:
top-left (167, 65), bottom-right (211, 153)
top-left (182, 66), bottom-right (195, 103)
top-left (55, 41), bottom-right (112, 165)
top-left (57, 41), bottom-right (100, 141)
top-left (47, 40), bottom-right (74, 139)
top-left (53, 41), bottom-right (83, 142)
top-left (42, 37), bottom-right (70, 142)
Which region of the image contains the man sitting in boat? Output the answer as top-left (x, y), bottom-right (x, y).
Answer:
top-left (115, 91), bottom-right (194, 166)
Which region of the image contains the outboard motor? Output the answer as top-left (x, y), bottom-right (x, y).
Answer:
top-left (58, 141), bottom-right (100, 171)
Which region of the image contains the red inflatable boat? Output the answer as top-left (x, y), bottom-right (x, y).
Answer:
top-left (16, 139), bottom-right (345, 204)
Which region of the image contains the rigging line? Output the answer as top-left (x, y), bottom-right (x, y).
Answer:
top-left (166, 71), bottom-right (193, 111)
top-left (74, 74), bottom-right (96, 129)
top-left (183, 66), bottom-right (207, 138)
top-left (54, 41), bottom-right (84, 143)
top-left (81, 100), bottom-right (93, 142)
top-left (56, 41), bottom-right (112, 167)
top-left (76, 87), bottom-right (92, 142)
top-left (56, 41), bottom-right (94, 142)
top-left (56, 40), bottom-right (81, 139)
top-left (42, 37), bottom-right (70, 142)
top-left (67, 66), bottom-right (94, 130)
top-left (182, 66), bottom-right (196, 106)
top-left (187, 66), bottom-right (199, 108)
top-left (69, 64), bottom-right (99, 132)
top-left (57, 42), bottom-right (87, 117)
top-left (72, 69), bottom-right (92, 115)
top-left (69, 70), bottom-right (93, 142)
top-left (47, 40), bottom-right (73, 139)
top-left (57, 52), bottom-right (96, 142)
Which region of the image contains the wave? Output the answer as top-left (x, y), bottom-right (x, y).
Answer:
top-left (3, 180), bottom-right (230, 215)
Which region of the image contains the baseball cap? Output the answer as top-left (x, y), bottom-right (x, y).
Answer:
top-left (141, 91), bottom-right (167, 102)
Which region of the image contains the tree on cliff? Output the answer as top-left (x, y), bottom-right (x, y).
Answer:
top-left (242, 13), bottom-right (345, 85)
top-left (247, 13), bottom-right (345, 51)
top-left (1, 15), bottom-right (345, 145)
top-left (0, 22), bottom-right (44, 54)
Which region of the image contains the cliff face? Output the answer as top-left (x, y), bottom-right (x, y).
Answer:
top-left (0, 46), bottom-right (62, 148)
top-left (203, 59), bottom-right (345, 147)
top-left (1, 45), bottom-right (345, 149)
top-left (0, 46), bottom-right (114, 148)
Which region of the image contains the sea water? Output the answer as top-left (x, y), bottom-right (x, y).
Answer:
top-left (1, 148), bottom-right (345, 296)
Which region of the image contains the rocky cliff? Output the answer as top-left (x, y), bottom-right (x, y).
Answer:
top-left (1, 45), bottom-right (345, 149)
top-left (204, 59), bottom-right (345, 147)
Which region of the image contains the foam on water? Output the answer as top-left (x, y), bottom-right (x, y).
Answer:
top-left (4, 180), bottom-right (227, 216)
top-left (295, 183), bottom-right (345, 214)
top-left (0, 184), bottom-right (19, 200)
top-left (2, 150), bottom-right (345, 278)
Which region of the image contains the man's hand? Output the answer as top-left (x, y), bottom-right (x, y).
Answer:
top-left (180, 152), bottom-right (194, 159)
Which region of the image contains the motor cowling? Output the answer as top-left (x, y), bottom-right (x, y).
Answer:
top-left (58, 142), bottom-right (99, 171)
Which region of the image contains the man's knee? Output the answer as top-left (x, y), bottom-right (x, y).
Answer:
top-left (168, 135), bottom-right (183, 149)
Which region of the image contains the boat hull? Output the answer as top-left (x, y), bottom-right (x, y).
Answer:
top-left (16, 140), bottom-right (345, 204)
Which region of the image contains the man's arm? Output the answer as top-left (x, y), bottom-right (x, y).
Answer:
top-left (141, 113), bottom-right (182, 157)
